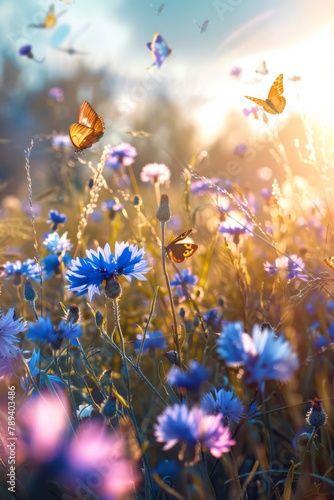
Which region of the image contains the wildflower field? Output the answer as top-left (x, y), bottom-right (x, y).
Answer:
top-left (1, 1), bottom-right (334, 499)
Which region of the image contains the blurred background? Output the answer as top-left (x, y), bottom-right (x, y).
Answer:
top-left (1, 0), bottom-right (334, 200)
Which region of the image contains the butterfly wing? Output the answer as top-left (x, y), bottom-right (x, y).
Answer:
top-left (165, 229), bottom-right (198, 263)
top-left (201, 20), bottom-right (209, 32)
top-left (148, 32), bottom-right (171, 68)
top-left (69, 102), bottom-right (104, 151)
top-left (69, 123), bottom-right (99, 151)
top-left (324, 256), bottom-right (334, 270)
top-left (267, 73), bottom-right (286, 114)
top-left (245, 74), bottom-right (286, 114)
top-left (255, 61), bottom-right (268, 75)
top-left (78, 101), bottom-right (105, 134)
top-left (44, 6), bottom-right (57, 28)
top-left (244, 96), bottom-right (268, 108)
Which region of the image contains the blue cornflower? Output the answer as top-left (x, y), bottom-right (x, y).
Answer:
top-left (14, 349), bottom-right (65, 393)
top-left (20, 349), bottom-right (40, 390)
top-left (41, 253), bottom-right (71, 279)
top-left (135, 331), bottom-right (167, 353)
top-left (216, 322), bottom-right (299, 386)
top-left (43, 232), bottom-right (73, 253)
top-left (201, 388), bottom-right (245, 424)
top-left (306, 295), bottom-right (334, 314)
top-left (27, 317), bottom-right (57, 344)
top-left (203, 309), bottom-right (223, 332)
top-left (1, 258), bottom-right (40, 282)
top-left (47, 209), bottom-right (67, 229)
top-left (66, 242), bottom-right (150, 301)
top-left (170, 268), bottom-right (198, 299)
top-left (312, 321), bottom-right (334, 348)
top-left (0, 308), bottom-right (27, 357)
top-left (154, 404), bottom-right (235, 458)
top-left (19, 44), bottom-right (32, 56)
top-left (27, 317), bottom-right (82, 347)
top-left (0, 350), bottom-right (21, 379)
top-left (167, 360), bottom-right (210, 391)
top-left (264, 255), bottom-right (308, 281)
top-left (26, 349), bottom-right (40, 377)
top-left (105, 143), bottom-right (137, 170)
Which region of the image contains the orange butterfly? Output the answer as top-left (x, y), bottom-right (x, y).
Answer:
top-left (245, 74), bottom-right (286, 114)
top-left (324, 256), bottom-right (334, 271)
top-left (69, 101), bottom-right (105, 152)
top-left (165, 229), bottom-right (198, 263)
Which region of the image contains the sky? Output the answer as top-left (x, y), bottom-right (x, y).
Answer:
top-left (2, 0), bottom-right (334, 142)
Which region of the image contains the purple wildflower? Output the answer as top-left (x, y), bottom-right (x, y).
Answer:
top-left (105, 143), bottom-right (137, 171)
top-left (154, 404), bottom-right (235, 458)
top-left (230, 66), bottom-right (242, 78)
top-left (140, 163), bottom-right (171, 185)
top-left (233, 143), bottom-right (248, 157)
top-left (190, 178), bottom-right (220, 195)
top-left (264, 255), bottom-right (308, 281)
top-left (48, 87), bottom-right (64, 102)
top-left (52, 135), bottom-right (72, 149)
top-left (242, 106), bottom-right (261, 118)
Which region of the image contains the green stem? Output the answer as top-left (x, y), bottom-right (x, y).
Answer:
top-left (113, 299), bottom-right (131, 406)
top-left (127, 163), bottom-right (141, 195)
top-left (160, 221), bottom-right (182, 368)
top-left (154, 181), bottom-right (161, 207)
top-left (112, 299), bottom-right (155, 497)
top-left (100, 326), bottom-right (166, 405)
top-left (76, 338), bottom-right (106, 397)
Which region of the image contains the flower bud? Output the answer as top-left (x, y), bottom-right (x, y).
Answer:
top-left (65, 304), bottom-right (80, 325)
top-left (24, 278), bottom-right (37, 302)
top-left (163, 350), bottom-right (179, 365)
top-left (95, 311), bottom-right (104, 327)
top-left (101, 392), bottom-right (117, 419)
top-left (306, 398), bottom-right (327, 428)
top-left (156, 194), bottom-right (171, 222)
top-left (105, 276), bottom-right (122, 299)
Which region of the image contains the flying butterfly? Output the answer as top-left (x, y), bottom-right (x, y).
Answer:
top-left (194, 19), bottom-right (209, 34)
top-left (245, 73), bottom-right (286, 114)
top-left (324, 256), bottom-right (334, 271)
top-left (165, 229), bottom-right (198, 263)
top-left (255, 60), bottom-right (268, 75)
top-left (28, 5), bottom-right (66, 29)
top-left (146, 32), bottom-right (171, 69)
top-left (151, 3), bottom-right (165, 15)
top-left (69, 101), bottom-right (105, 152)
